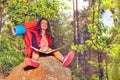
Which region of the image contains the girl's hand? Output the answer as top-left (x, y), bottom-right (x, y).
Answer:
top-left (40, 47), bottom-right (52, 52)
top-left (47, 48), bottom-right (52, 52)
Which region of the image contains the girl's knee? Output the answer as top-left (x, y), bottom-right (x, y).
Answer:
top-left (32, 52), bottom-right (39, 60)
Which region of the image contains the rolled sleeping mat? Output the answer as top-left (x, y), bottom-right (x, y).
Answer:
top-left (12, 25), bottom-right (26, 35)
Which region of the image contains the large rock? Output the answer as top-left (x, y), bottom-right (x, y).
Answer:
top-left (0, 67), bottom-right (6, 80)
top-left (6, 55), bottom-right (72, 80)
top-left (0, 73), bottom-right (5, 80)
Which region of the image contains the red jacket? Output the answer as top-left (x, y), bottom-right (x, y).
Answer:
top-left (23, 22), bottom-right (52, 58)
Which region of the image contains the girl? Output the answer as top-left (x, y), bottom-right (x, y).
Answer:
top-left (24, 18), bottom-right (74, 67)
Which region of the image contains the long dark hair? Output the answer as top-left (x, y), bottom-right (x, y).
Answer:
top-left (36, 18), bottom-right (52, 37)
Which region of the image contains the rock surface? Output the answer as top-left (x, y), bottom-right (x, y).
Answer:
top-left (6, 55), bottom-right (72, 80)
top-left (0, 73), bottom-right (5, 80)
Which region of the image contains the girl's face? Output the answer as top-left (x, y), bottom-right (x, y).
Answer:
top-left (40, 20), bottom-right (48, 30)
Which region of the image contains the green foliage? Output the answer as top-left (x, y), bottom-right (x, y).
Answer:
top-left (51, 12), bottom-right (73, 54)
top-left (86, 0), bottom-right (120, 80)
top-left (4, 0), bottom-right (63, 25)
top-left (91, 74), bottom-right (99, 80)
top-left (0, 51), bottom-right (24, 74)
top-left (71, 44), bottom-right (88, 52)
top-left (106, 43), bottom-right (120, 80)
top-left (72, 68), bottom-right (82, 77)
top-left (0, 34), bottom-right (24, 74)
top-left (111, 63), bottom-right (120, 80)
top-left (68, 0), bottom-right (120, 79)
top-left (101, 0), bottom-right (117, 10)
top-left (72, 68), bottom-right (87, 80)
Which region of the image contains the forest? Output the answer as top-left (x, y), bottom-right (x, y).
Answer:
top-left (0, 0), bottom-right (120, 80)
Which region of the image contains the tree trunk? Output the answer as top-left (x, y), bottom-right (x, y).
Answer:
top-left (98, 52), bottom-right (104, 80)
